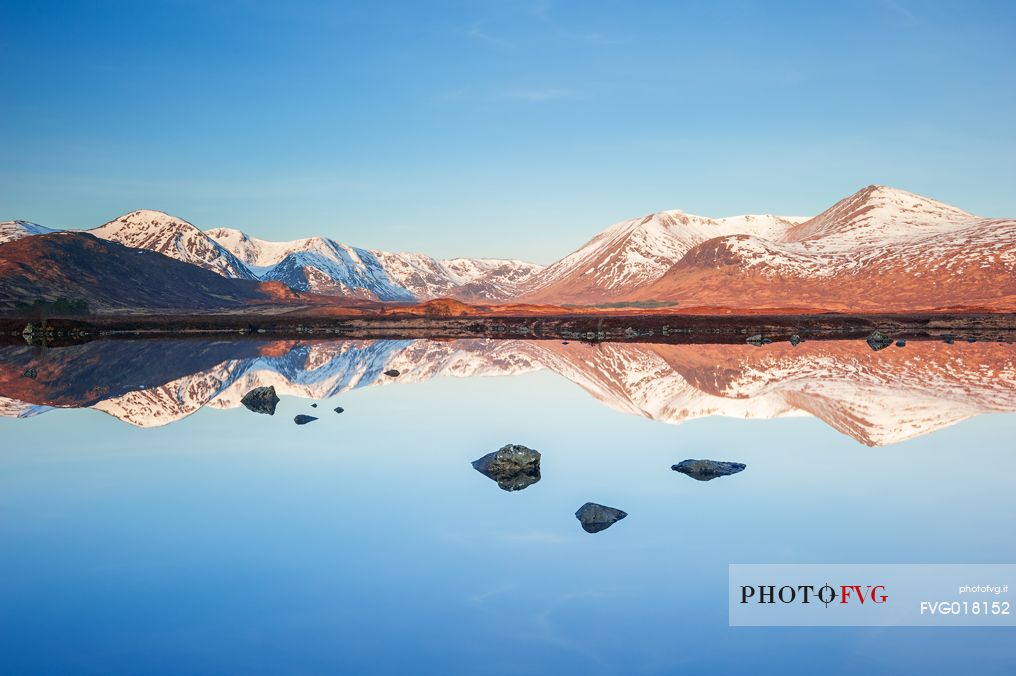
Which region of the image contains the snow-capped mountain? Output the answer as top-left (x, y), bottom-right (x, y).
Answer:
top-left (782, 184), bottom-right (975, 246)
top-left (205, 228), bottom-right (413, 300)
top-left (520, 210), bottom-right (806, 303)
top-left (0, 220), bottom-right (56, 244)
top-left (2, 185), bottom-right (1013, 309)
top-left (634, 186), bottom-right (1016, 311)
top-left (2, 210), bottom-right (543, 303)
top-left (441, 257), bottom-right (545, 300)
top-left (209, 227), bottom-right (543, 302)
top-left (370, 250), bottom-right (543, 301)
top-left (0, 232), bottom-right (272, 312)
top-left (518, 185), bottom-right (1016, 310)
top-left (90, 210), bottom-right (257, 280)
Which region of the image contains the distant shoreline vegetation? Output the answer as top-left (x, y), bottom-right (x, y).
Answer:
top-left (560, 300), bottom-right (678, 309)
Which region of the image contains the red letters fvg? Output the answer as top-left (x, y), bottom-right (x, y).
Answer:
top-left (839, 585), bottom-right (888, 604)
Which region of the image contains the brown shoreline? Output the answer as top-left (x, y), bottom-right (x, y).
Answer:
top-left (3, 310), bottom-right (1015, 346)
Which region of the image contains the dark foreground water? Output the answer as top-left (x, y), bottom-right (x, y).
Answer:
top-left (1, 338), bottom-right (1015, 674)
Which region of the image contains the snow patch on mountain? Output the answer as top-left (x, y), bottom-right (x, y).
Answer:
top-left (372, 251), bottom-right (543, 300)
top-left (522, 210), bottom-right (807, 301)
top-left (207, 227), bottom-right (542, 301)
top-left (0, 221), bottom-right (57, 244)
top-left (205, 228), bottom-right (413, 300)
top-left (784, 185), bottom-right (974, 247)
top-left (90, 210), bottom-right (257, 280)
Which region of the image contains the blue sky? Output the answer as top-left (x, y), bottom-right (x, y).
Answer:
top-left (2, 0), bottom-right (1015, 263)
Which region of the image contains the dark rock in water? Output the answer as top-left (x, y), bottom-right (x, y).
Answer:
top-left (471, 444), bottom-right (541, 491)
top-left (943, 337), bottom-right (955, 344)
top-left (23, 366), bottom-right (37, 379)
top-left (672, 459), bottom-right (747, 481)
top-left (967, 337), bottom-right (977, 343)
top-left (240, 386), bottom-right (280, 415)
top-left (789, 334), bottom-right (801, 347)
top-left (575, 502), bottom-right (627, 533)
top-left (866, 330), bottom-right (893, 351)
top-left (294, 414), bottom-right (318, 425)
top-left (384, 369), bottom-right (401, 377)
top-left (334, 406), bottom-right (344, 414)
top-left (896, 340), bottom-right (907, 348)
top-left (561, 341), bottom-right (570, 344)
top-left (311, 403), bottom-right (318, 408)
top-left (746, 334), bottom-right (765, 346)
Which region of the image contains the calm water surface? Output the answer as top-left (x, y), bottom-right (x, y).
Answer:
top-left (1, 338), bottom-right (1015, 674)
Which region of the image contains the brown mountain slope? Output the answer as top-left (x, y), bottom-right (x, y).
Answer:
top-left (0, 232), bottom-right (274, 311)
top-left (628, 223), bottom-right (1016, 312)
top-left (519, 186), bottom-right (1016, 311)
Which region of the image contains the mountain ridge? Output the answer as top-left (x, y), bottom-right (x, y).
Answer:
top-left (1, 185), bottom-right (1013, 312)
top-left (628, 186), bottom-right (1016, 311)
top-left (0, 232), bottom-right (274, 311)
top-left (89, 210), bottom-right (258, 280)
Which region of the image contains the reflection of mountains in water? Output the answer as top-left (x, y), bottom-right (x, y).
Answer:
top-left (1, 337), bottom-right (1014, 445)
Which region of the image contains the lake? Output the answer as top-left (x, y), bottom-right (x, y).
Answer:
top-left (2, 337), bottom-right (1015, 674)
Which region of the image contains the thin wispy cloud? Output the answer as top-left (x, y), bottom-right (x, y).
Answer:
top-left (555, 29), bottom-right (620, 46)
top-left (464, 25), bottom-right (516, 49)
top-left (497, 87), bottom-right (573, 102)
top-left (880, 0), bottom-right (919, 25)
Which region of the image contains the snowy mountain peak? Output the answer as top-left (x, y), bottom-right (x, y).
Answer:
top-left (4, 184), bottom-right (1004, 309)
top-left (90, 211), bottom-right (257, 280)
top-left (784, 185), bottom-right (974, 245)
top-left (205, 226), bottom-right (542, 302)
top-left (0, 220), bottom-right (57, 244)
top-left (204, 228), bottom-right (414, 300)
top-left (522, 209), bottom-right (805, 302)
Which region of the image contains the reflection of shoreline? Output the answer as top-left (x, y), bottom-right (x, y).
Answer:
top-left (1, 338), bottom-right (1015, 446)
top-left (6, 309), bottom-right (1016, 348)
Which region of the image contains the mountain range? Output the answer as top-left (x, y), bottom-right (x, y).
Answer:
top-left (2, 337), bottom-right (1013, 446)
top-left (0, 231), bottom-right (283, 311)
top-left (1, 185), bottom-right (1014, 312)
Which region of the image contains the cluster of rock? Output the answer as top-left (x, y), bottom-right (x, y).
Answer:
top-left (238, 386), bottom-right (750, 534)
top-left (743, 330), bottom-right (928, 351)
top-left (747, 334), bottom-right (803, 347)
top-left (469, 443), bottom-right (630, 533)
top-left (238, 385), bottom-right (347, 425)
top-left (469, 442), bottom-right (750, 534)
